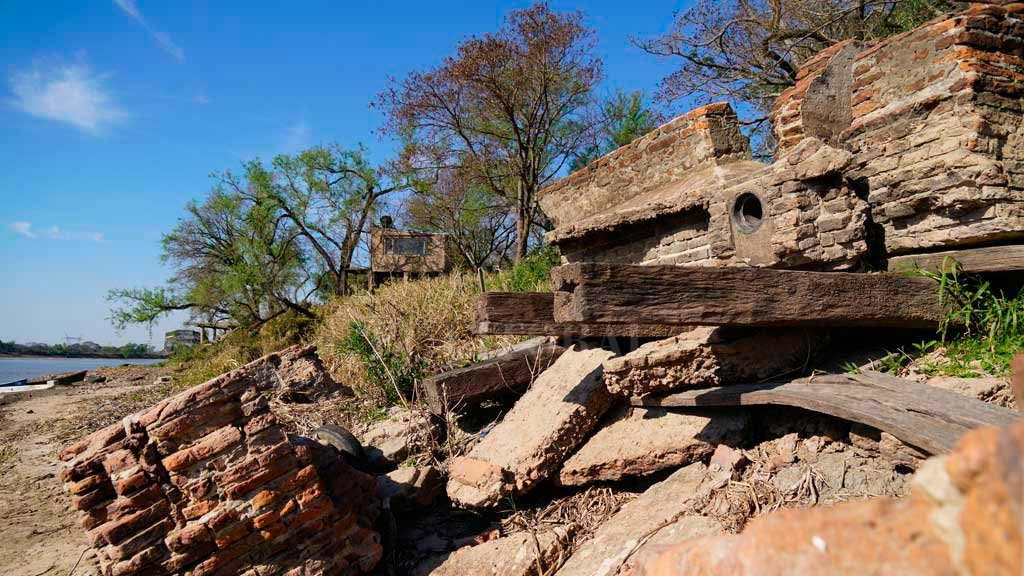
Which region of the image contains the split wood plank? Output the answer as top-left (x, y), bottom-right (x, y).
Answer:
top-left (475, 292), bottom-right (682, 338)
top-left (419, 339), bottom-right (566, 414)
top-left (888, 244), bottom-right (1024, 274)
top-left (629, 371), bottom-right (1018, 454)
top-left (552, 263), bottom-right (946, 329)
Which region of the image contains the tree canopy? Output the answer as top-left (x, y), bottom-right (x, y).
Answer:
top-left (377, 2), bottom-right (603, 260)
top-left (109, 144), bottom-right (403, 331)
top-left (635, 0), bottom-right (956, 154)
top-left (571, 89), bottom-right (661, 171)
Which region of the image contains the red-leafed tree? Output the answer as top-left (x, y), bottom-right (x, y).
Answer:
top-left (377, 3), bottom-right (602, 260)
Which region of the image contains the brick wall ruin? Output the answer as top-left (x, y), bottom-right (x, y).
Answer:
top-left (843, 3), bottom-right (1024, 255)
top-left (540, 2), bottom-right (1024, 270)
top-left (58, 346), bottom-right (381, 576)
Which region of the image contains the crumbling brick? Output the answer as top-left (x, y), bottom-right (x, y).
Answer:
top-left (539, 3), bottom-right (1024, 272)
top-left (58, 345), bottom-right (381, 576)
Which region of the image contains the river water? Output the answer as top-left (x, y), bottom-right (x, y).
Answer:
top-left (0, 357), bottom-right (161, 383)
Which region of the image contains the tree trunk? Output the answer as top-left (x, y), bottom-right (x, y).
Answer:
top-left (514, 201), bottom-right (530, 261)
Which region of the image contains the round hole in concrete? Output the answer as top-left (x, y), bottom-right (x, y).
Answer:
top-left (732, 192), bottom-right (764, 234)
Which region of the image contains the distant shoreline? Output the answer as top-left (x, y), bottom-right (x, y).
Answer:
top-left (0, 353), bottom-right (166, 361)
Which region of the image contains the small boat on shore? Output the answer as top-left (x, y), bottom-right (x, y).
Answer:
top-left (0, 381), bottom-right (55, 395)
top-left (26, 369), bottom-right (88, 386)
top-left (2, 379), bottom-right (28, 387)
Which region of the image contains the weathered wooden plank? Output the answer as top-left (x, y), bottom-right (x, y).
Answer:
top-left (629, 371), bottom-right (1018, 454)
top-left (475, 292), bottom-right (682, 337)
top-left (419, 339), bottom-right (566, 414)
top-left (888, 244), bottom-right (1024, 274)
top-left (552, 263), bottom-right (946, 329)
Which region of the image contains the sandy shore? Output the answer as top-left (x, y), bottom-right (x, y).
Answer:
top-left (0, 364), bottom-right (171, 576)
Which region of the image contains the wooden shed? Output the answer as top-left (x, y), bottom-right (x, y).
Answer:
top-left (369, 225), bottom-right (453, 288)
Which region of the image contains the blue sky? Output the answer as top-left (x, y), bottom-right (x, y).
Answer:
top-left (0, 0), bottom-right (691, 348)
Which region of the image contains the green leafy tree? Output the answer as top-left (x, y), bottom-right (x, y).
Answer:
top-left (118, 343), bottom-right (150, 358)
top-left (572, 89), bottom-right (660, 171)
top-left (229, 144), bottom-right (408, 297)
top-left (110, 182), bottom-right (309, 330)
top-left (110, 144), bottom-right (405, 331)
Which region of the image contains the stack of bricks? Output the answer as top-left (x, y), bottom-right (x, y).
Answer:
top-left (58, 345), bottom-right (382, 576)
top-left (842, 1), bottom-right (1024, 255)
top-left (714, 137), bottom-right (870, 269)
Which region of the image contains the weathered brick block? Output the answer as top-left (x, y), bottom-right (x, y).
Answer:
top-left (58, 345), bottom-right (382, 576)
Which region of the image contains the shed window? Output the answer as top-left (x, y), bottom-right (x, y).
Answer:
top-left (385, 237), bottom-right (427, 256)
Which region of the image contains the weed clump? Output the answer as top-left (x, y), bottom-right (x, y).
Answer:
top-left (880, 260), bottom-right (1024, 378)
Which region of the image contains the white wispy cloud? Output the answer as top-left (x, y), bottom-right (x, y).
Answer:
top-left (8, 221), bottom-right (104, 242)
top-left (284, 118), bottom-right (310, 152)
top-left (9, 221), bottom-right (35, 238)
top-left (113, 0), bottom-right (185, 62)
top-left (9, 60), bottom-right (127, 133)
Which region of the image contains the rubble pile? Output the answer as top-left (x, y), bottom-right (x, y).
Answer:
top-left (54, 3), bottom-right (1024, 576)
top-left (424, 3), bottom-right (1022, 575)
top-left (58, 346), bottom-right (381, 576)
top-left (624, 417), bottom-right (1024, 576)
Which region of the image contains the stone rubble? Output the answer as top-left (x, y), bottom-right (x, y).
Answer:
top-left (422, 526), bottom-right (574, 576)
top-left (446, 344), bottom-right (617, 508)
top-left (436, 5), bottom-right (1024, 574)
top-left (602, 327), bottom-right (825, 397)
top-left (356, 405), bottom-right (439, 470)
top-left (378, 466), bottom-right (444, 510)
top-left (557, 406), bottom-right (748, 486)
top-left (623, 418), bottom-right (1024, 576)
top-left (554, 463), bottom-right (721, 576)
top-left (926, 375), bottom-right (1016, 408)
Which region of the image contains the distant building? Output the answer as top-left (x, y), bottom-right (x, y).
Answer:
top-left (369, 217), bottom-right (453, 288)
top-left (79, 341), bottom-right (102, 353)
top-left (164, 329), bottom-right (201, 351)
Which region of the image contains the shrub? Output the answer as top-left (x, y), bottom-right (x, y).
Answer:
top-left (909, 260), bottom-right (1024, 377)
top-left (315, 271), bottom-right (520, 405)
top-left (341, 320), bottom-right (422, 404)
top-left (487, 244), bottom-right (561, 293)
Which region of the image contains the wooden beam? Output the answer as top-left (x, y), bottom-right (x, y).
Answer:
top-left (552, 263), bottom-right (946, 329)
top-left (629, 371), bottom-right (1017, 455)
top-left (888, 244), bottom-right (1024, 274)
top-left (419, 339), bottom-right (566, 414)
top-left (475, 292), bottom-right (682, 338)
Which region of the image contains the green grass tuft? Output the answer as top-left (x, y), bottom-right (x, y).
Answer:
top-left (895, 259), bottom-right (1024, 378)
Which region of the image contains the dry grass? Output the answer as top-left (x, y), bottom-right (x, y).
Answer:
top-left (501, 486), bottom-right (635, 563)
top-left (314, 272), bottom-right (520, 400)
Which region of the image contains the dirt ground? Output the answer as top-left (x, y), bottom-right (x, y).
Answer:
top-left (0, 365), bottom-right (170, 576)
